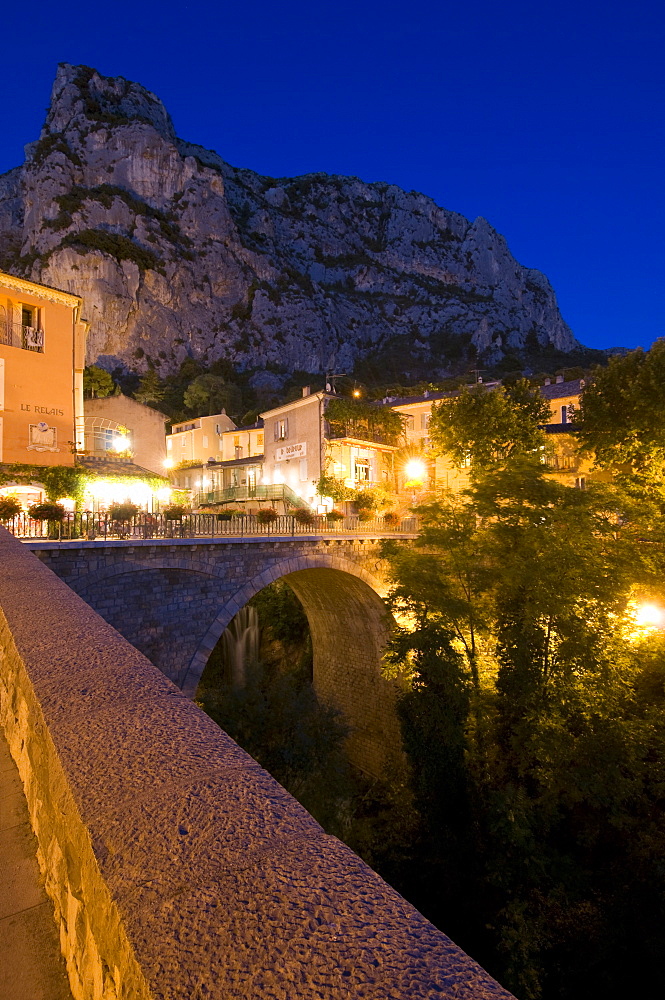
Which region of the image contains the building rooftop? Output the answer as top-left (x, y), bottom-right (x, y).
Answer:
top-left (539, 378), bottom-right (584, 400)
top-left (233, 419), bottom-right (264, 431)
top-left (0, 269), bottom-right (82, 305)
top-left (76, 456), bottom-right (168, 479)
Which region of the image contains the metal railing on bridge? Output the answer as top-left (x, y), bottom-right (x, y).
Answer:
top-left (4, 510), bottom-right (418, 542)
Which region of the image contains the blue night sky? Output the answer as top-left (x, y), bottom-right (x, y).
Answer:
top-left (1, 0), bottom-right (663, 352)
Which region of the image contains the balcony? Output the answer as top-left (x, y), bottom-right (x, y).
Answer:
top-left (325, 421), bottom-right (399, 448)
top-left (193, 483), bottom-right (309, 509)
top-left (0, 322), bottom-right (44, 353)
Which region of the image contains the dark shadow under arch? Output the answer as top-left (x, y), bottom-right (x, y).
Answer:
top-left (187, 559), bottom-right (402, 776)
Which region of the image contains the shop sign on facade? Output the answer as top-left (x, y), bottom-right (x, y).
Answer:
top-left (275, 442), bottom-right (307, 462)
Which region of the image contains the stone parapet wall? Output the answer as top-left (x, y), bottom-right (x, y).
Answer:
top-left (0, 527), bottom-right (514, 998)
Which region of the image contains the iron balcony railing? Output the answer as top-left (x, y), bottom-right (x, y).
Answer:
top-left (0, 322), bottom-right (44, 353)
top-left (193, 483), bottom-right (309, 509)
top-left (4, 510), bottom-right (418, 542)
top-left (325, 421), bottom-right (399, 447)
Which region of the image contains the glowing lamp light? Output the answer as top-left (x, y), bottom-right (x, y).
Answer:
top-left (112, 435), bottom-right (129, 453)
top-left (156, 487), bottom-right (172, 503)
top-left (626, 598), bottom-right (665, 640)
top-left (634, 602), bottom-right (665, 630)
top-left (404, 459), bottom-right (426, 485)
top-left (58, 497), bottom-right (75, 511)
top-left (163, 458), bottom-right (174, 470)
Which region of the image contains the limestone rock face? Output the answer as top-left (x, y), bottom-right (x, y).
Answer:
top-left (0, 63), bottom-right (579, 374)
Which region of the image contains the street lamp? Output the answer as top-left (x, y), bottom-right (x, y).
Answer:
top-left (404, 459), bottom-right (426, 485)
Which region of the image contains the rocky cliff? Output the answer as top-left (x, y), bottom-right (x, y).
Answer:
top-left (0, 64), bottom-right (579, 376)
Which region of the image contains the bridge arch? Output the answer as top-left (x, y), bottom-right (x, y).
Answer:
top-left (185, 553), bottom-right (400, 775)
top-left (32, 538), bottom-right (405, 775)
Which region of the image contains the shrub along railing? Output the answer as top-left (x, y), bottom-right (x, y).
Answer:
top-left (3, 511), bottom-right (418, 541)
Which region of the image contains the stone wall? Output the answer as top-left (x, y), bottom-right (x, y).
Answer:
top-left (0, 527), bottom-right (514, 999)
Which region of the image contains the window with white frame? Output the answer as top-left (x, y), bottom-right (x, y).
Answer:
top-left (355, 458), bottom-right (370, 481)
top-left (274, 418), bottom-right (289, 440)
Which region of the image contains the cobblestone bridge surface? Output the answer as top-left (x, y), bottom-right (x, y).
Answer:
top-left (27, 534), bottom-right (406, 775)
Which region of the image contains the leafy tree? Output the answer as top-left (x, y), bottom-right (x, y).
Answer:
top-left (383, 496), bottom-right (494, 691)
top-left (325, 396), bottom-right (405, 445)
top-left (577, 340), bottom-right (665, 479)
top-left (381, 459), bottom-right (665, 999)
top-left (134, 368), bottom-right (165, 405)
top-left (429, 379), bottom-right (551, 472)
top-left (183, 373), bottom-right (242, 416)
top-left (83, 364), bottom-right (114, 398)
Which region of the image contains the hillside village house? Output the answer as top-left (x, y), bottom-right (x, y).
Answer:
top-left (387, 376), bottom-right (590, 494)
top-left (168, 388), bottom-right (399, 512)
top-left (166, 412), bottom-right (237, 468)
top-left (167, 413), bottom-right (264, 499)
top-left (539, 377), bottom-right (594, 488)
top-left (0, 270), bottom-right (87, 507)
top-left (0, 270), bottom-right (171, 512)
top-left (259, 388), bottom-right (399, 512)
top-left (83, 394), bottom-right (169, 476)
top-left (168, 378), bottom-right (591, 513)
top-left (387, 383), bottom-right (500, 494)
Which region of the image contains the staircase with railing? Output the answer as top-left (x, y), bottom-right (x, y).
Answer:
top-left (193, 483), bottom-right (309, 510)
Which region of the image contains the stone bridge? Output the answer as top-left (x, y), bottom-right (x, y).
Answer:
top-left (0, 527), bottom-right (513, 1000)
top-left (28, 534), bottom-right (405, 775)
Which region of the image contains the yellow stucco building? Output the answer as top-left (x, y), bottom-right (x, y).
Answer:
top-left (0, 271), bottom-right (87, 469)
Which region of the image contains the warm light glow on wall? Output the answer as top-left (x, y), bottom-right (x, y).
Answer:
top-left (83, 478), bottom-right (155, 510)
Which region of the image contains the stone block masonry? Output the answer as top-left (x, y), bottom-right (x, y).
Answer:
top-left (0, 527), bottom-right (514, 998)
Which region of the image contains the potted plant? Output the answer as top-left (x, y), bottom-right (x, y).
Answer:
top-left (357, 509), bottom-right (374, 522)
top-left (28, 501), bottom-right (66, 521)
top-left (164, 504), bottom-right (189, 521)
top-left (293, 508), bottom-right (315, 526)
top-left (108, 502), bottom-right (139, 522)
top-left (257, 508), bottom-right (279, 524)
top-left (0, 496), bottom-right (22, 521)
top-left (216, 510), bottom-right (235, 521)
top-left (326, 509), bottom-right (344, 522)
top-left (353, 489), bottom-right (378, 513)
top-left (383, 510), bottom-right (399, 526)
